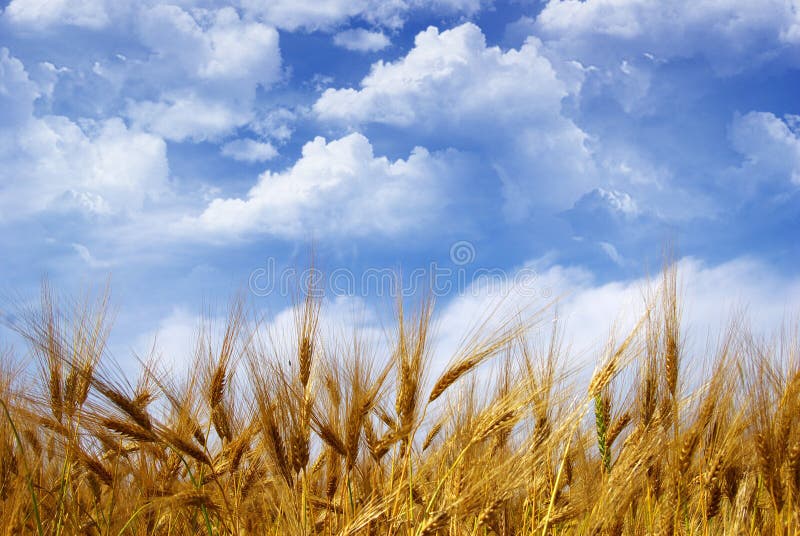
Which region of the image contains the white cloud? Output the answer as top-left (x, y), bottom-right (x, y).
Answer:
top-left (240, 0), bottom-right (488, 32)
top-left (785, 14), bottom-right (800, 44)
top-left (598, 241), bottom-right (626, 266)
top-left (6, 3), bottom-right (283, 142)
top-left (221, 138), bottom-right (278, 163)
top-left (315, 23), bottom-right (574, 129)
top-left (570, 188), bottom-right (640, 219)
top-left (127, 255), bottom-right (800, 389)
top-left (127, 92), bottom-right (252, 143)
top-left (5, 0), bottom-right (493, 33)
top-left (535, 0), bottom-right (800, 73)
top-left (133, 295), bottom-right (387, 379)
top-left (182, 132), bottom-right (462, 239)
top-left (249, 107), bottom-right (296, 143)
top-left (0, 49), bottom-right (169, 220)
top-left (78, 5), bottom-right (283, 143)
top-left (0, 47), bottom-right (39, 124)
top-left (136, 6), bottom-right (280, 85)
top-left (4, 0), bottom-right (120, 29)
top-left (419, 0), bottom-right (485, 13)
top-left (225, 255), bottom-right (799, 386)
top-left (240, 0), bottom-right (407, 31)
top-left (1, 116), bottom-right (169, 219)
top-left (260, 295), bottom-right (387, 356)
top-left (133, 307), bottom-right (201, 377)
top-left (730, 111), bottom-right (800, 186)
top-left (434, 256), bottom-right (800, 378)
top-left (72, 243), bottom-right (113, 269)
top-left (315, 23), bottom-right (596, 212)
top-left (333, 28), bottom-right (391, 52)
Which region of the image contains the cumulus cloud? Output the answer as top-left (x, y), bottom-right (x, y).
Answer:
top-left (316, 23), bottom-right (575, 129)
top-left (1, 116), bottom-right (169, 219)
top-left (534, 0), bottom-right (800, 73)
top-left (183, 132), bottom-right (464, 239)
top-left (123, 250), bottom-right (800, 388)
top-left (730, 111), bottom-right (800, 186)
top-left (220, 139), bottom-right (278, 163)
top-left (0, 47), bottom-right (39, 124)
top-left (563, 188), bottom-right (641, 236)
top-left (249, 107), bottom-right (296, 143)
top-left (134, 295), bottom-right (387, 378)
top-left (132, 307), bottom-right (202, 377)
top-left (315, 23), bottom-right (595, 213)
top-left (127, 92), bottom-right (253, 143)
top-left (136, 6), bottom-right (280, 85)
top-left (333, 28), bottom-right (391, 52)
top-left (220, 254), bottom-right (800, 386)
top-left (583, 188), bottom-right (639, 217)
top-left (239, 0), bottom-right (487, 31)
top-left (0, 48), bottom-right (169, 220)
top-left (3, 0), bottom-right (122, 29)
top-left (239, 0), bottom-right (405, 31)
top-left (548, 255), bottom-right (800, 363)
top-left (434, 255), bottom-right (800, 378)
top-left (6, 3), bottom-right (283, 142)
top-left (5, 0), bottom-right (493, 33)
top-left (123, 6), bottom-right (281, 142)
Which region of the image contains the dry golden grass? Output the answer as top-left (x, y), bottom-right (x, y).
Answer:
top-left (1, 263), bottom-right (799, 535)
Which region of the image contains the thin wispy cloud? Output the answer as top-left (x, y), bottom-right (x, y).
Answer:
top-left (333, 28), bottom-right (391, 52)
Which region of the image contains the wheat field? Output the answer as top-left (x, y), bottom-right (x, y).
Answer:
top-left (0, 265), bottom-right (798, 535)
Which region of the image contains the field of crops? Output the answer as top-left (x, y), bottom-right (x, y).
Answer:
top-left (1, 266), bottom-right (798, 535)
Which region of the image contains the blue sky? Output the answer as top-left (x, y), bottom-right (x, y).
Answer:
top-left (1, 0), bottom-right (799, 372)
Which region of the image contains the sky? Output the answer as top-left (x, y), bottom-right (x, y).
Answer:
top-left (0, 0), bottom-right (799, 375)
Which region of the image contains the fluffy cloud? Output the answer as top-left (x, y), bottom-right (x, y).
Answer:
top-left (316, 23), bottom-right (574, 130)
top-left (220, 138), bottom-right (278, 163)
top-left (136, 6), bottom-right (280, 85)
top-left (5, 0), bottom-right (490, 33)
top-left (128, 253), bottom-right (800, 387)
top-left (730, 111), bottom-right (800, 186)
top-left (127, 92), bottom-right (253, 143)
top-left (0, 47), bottom-right (39, 124)
top-left (563, 188), bottom-right (640, 236)
top-left (5, 3), bottom-right (283, 142)
top-left (582, 188), bottom-right (639, 217)
top-left (133, 295), bottom-right (388, 378)
top-left (0, 49), bottom-right (169, 220)
top-left (548, 255), bottom-right (800, 366)
top-left (240, 0), bottom-right (406, 31)
top-left (132, 307), bottom-right (202, 377)
top-left (239, 0), bottom-right (487, 31)
top-left (124, 6), bottom-right (281, 142)
top-left (1, 116), bottom-right (169, 219)
top-left (183, 132), bottom-right (463, 239)
top-left (333, 29), bottom-right (391, 52)
top-left (3, 0), bottom-right (122, 29)
top-left (535, 0), bottom-right (800, 73)
top-left (434, 255), bottom-right (800, 379)
top-left (315, 23), bottom-right (596, 212)
top-left (249, 108), bottom-right (296, 143)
